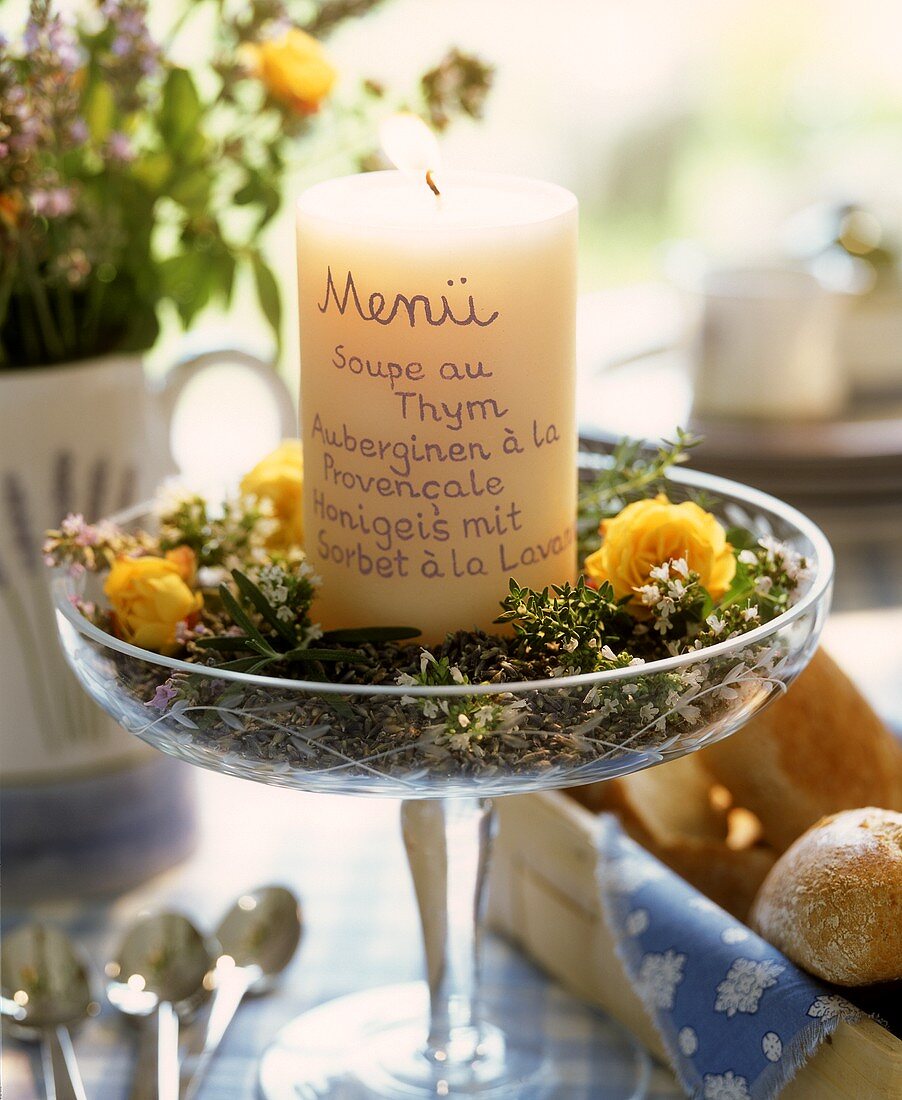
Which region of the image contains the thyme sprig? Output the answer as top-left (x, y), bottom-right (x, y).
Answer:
top-left (496, 577), bottom-right (633, 673)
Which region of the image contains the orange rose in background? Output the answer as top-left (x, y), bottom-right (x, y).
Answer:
top-left (104, 556), bottom-right (203, 655)
top-left (584, 494), bottom-right (736, 603)
top-left (243, 29), bottom-right (337, 114)
top-left (241, 439), bottom-right (304, 549)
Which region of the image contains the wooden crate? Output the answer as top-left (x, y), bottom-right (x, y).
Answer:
top-left (487, 790), bottom-right (902, 1099)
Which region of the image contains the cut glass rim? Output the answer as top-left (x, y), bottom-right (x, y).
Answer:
top-left (52, 467), bottom-right (834, 699)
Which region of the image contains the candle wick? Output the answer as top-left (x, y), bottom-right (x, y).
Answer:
top-left (425, 170), bottom-right (441, 197)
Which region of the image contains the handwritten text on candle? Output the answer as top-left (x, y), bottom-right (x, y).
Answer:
top-left (308, 267), bottom-right (573, 586)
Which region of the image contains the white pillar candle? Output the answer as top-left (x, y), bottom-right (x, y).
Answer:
top-left (296, 168), bottom-right (578, 640)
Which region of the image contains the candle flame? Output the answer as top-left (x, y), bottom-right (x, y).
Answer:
top-left (379, 113), bottom-right (441, 195)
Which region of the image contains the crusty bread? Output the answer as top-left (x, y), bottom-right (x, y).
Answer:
top-left (751, 807), bottom-right (902, 986)
top-left (697, 648), bottom-right (902, 851)
top-left (570, 755), bottom-right (778, 920)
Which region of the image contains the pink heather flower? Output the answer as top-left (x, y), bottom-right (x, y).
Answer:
top-left (107, 130), bottom-right (135, 163)
top-left (69, 119), bottom-right (88, 144)
top-left (145, 682), bottom-right (179, 711)
top-left (31, 187), bottom-right (75, 218)
top-left (61, 513), bottom-right (98, 546)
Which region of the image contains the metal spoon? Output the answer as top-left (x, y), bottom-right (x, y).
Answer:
top-left (107, 912), bottom-right (214, 1100)
top-left (179, 886), bottom-right (302, 1099)
top-left (1, 922), bottom-right (97, 1100)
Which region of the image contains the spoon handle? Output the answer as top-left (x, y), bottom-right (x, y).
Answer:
top-left (128, 1016), bottom-right (159, 1100)
top-left (179, 968), bottom-right (254, 1100)
top-left (41, 1027), bottom-right (87, 1100)
top-left (157, 1002), bottom-right (180, 1100)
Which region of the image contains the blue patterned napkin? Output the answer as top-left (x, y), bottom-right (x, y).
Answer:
top-left (595, 814), bottom-right (861, 1099)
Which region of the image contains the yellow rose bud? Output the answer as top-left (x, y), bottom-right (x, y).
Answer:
top-left (240, 439), bottom-right (304, 549)
top-left (243, 28), bottom-right (336, 115)
top-left (584, 494), bottom-right (736, 604)
top-left (164, 545), bottom-right (197, 586)
top-left (104, 556), bottom-right (203, 655)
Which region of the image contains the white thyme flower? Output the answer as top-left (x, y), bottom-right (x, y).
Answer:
top-left (670, 557), bottom-right (690, 578)
top-left (637, 584), bottom-right (661, 606)
top-left (706, 614), bottom-right (726, 636)
top-left (450, 665), bottom-right (466, 684)
top-left (738, 549), bottom-right (757, 566)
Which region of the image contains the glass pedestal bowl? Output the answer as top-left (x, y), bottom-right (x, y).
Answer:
top-left (52, 469), bottom-right (832, 1099)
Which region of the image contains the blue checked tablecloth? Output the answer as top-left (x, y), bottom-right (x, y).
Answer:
top-left (2, 773), bottom-right (682, 1100)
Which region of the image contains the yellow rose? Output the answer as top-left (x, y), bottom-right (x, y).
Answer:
top-left (164, 545), bottom-right (197, 586)
top-left (241, 439), bottom-right (304, 548)
top-left (584, 494), bottom-right (736, 603)
top-left (243, 28), bottom-right (336, 114)
top-left (104, 556), bottom-right (203, 655)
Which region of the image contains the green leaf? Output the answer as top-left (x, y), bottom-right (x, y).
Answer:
top-left (168, 169), bottom-right (211, 211)
top-left (82, 80), bottom-right (115, 142)
top-left (131, 151), bottom-right (173, 192)
top-left (232, 569), bottom-right (296, 645)
top-left (726, 526), bottom-right (758, 551)
top-left (218, 252), bottom-right (237, 306)
top-left (218, 582), bottom-right (275, 653)
top-left (251, 253), bottom-right (282, 345)
top-left (322, 626), bottom-right (421, 643)
top-left (158, 252), bottom-right (214, 327)
top-left (193, 635), bottom-right (255, 651)
top-left (160, 68), bottom-right (202, 149)
top-left (282, 647), bottom-right (366, 663)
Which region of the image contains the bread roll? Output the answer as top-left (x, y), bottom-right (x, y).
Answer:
top-left (697, 648), bottom-right (902, 851)
top-left (570, 755), bottom-right (778, 920)
top-left (751, 808), bottom-right (902, 986)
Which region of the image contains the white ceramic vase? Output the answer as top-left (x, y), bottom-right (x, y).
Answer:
top-left (0, 350), bottom-right (294, 900)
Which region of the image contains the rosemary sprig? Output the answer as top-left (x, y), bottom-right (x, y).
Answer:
top-left (194, 568), bottom-right (420, 675)
top-left (578, 429), bottom-right (701, 560)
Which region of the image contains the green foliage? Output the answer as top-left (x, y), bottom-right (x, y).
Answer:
top-left (195, 564), bottom-right (418, 675)
top-left (157, 491), bottom-right (274, 567)
top-left (496, 576), bottom-right (633, 673)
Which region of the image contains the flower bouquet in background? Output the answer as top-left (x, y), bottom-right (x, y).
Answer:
top-left (0, 0), bottom-right (491, 902)
top-left (0, 0), bottom-right (493, 366)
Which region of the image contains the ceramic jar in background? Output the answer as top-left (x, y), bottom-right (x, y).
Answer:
top-left (0, 350), bottom-right (294, 902)
top-left (688, 266), bottom-right (849, 421)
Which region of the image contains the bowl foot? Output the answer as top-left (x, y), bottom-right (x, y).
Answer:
top-left (258, 982), bottom-right (650, 1099)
